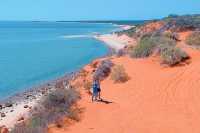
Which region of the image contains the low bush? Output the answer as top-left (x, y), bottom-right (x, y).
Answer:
top-left (93, 59), bottom-right (114, 80)
top-left (130, 34), bottom-right (176, 58)
top-left (163, 31), bottom-right (179, 41)
top-left (164, 14), bottom-right (200, 32)
top-left (160, 45), bottom-right (189, 66)
top-left (129, 34), bottom-right (189, 66)
top-left (116, 49), bottom-right (126, 57)
top-left (67, 107), bottom-right (84, 122)
top-left (11, 87), bottom-right (80, 133)
top-left (83, 80), bottom-right (92, 94)
top-left (186, 32), bottom-right (200, 46)
top-left (42, 88), bottom-right (79, 112)
top-left (130, 35), bottom-right (156, 58)
top-left (111, 65), bottom-right (128, 83)
top-left (11, 122), bottom-right (47, 133)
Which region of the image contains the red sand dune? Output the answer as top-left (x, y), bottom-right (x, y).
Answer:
top-left (49, 32), bottom-right (200, 133)
top-left (138, 21), bottom-right (164, 34)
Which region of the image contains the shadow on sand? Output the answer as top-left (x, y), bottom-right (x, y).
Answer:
top-left (96, 99), bottom-right (113, 104)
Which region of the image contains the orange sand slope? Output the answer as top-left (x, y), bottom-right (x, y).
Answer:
top-left (50, 46), bottom-right (200, 133)
top-left (49, 32), bottom-right (200, 133)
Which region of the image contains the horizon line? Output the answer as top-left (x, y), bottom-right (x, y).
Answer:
top-left (0, 19), bottom-right (152, 22)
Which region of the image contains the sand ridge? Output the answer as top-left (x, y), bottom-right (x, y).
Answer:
top-left (49, 32), bottom-right (200, 133)
top-left (49, 56), bottom-right (200, 133)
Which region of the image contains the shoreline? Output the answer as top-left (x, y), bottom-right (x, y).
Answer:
top-left (0, 71), bottom-right (79, 129)
top-left (0, 23), bottom-right (130, 102)
top-left (94, 34), bottom-right (126, 51)
top-left (94, 33), bottom-right (135, 51)
top-left (0, 25), bottom-right (131, 129)
top-left (0, 71), bottom-right (77, 103)
top-left (94, 24), bottom-right (136, 51)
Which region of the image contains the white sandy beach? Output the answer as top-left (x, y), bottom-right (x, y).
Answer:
top-left (94, 33), bottom-right (135, 51)
top-left (94, 23), bottom-right (136, 51)
top-left (120, 25), bottom-right (135, 30)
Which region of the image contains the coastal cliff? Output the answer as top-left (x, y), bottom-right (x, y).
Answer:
top-left (48, 15), bottom-right (200, 133)
top-left (2, 14), bottom-right (200, 133)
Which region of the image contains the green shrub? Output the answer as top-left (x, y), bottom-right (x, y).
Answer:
top-left (130, 35), bottom-right (176, 58)
top-left (160, 46), bottom-right (189, 66)
top-left (186, 32), bottom-right (200, 46)
top-left (164, 14), bottom-right (200, 32)
top-left (129, 34), bottom-right (188, 66)
top-left (111, 65), bottom-right (128, 83)
top-left (130, 35), bottom-right (156, 58)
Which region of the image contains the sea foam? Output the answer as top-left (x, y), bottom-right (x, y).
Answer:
top-left (61, 35), bottom-right (91, 39)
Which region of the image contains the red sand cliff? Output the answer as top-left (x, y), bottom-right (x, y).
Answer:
top-left (48, 32), bottom-right (200, 133)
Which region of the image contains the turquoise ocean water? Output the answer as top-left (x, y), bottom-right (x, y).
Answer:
top-left (0, 21), bottom-right (119, 100)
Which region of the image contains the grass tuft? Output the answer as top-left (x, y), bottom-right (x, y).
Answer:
top-left (186, 32), bottom-right (200, 47)
top-left (111, 65), bottom-right (129, 83)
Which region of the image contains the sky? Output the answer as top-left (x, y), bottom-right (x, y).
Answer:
top-left (0, 0), bottom-right (200, 21)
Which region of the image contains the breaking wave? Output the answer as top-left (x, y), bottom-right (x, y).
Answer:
top-left (61, 35), bottom-right (92, 39)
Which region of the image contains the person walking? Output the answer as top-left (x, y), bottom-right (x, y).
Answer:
top-left (92, 79), bottom-right (98, 102)
top-left (96, 79), bottom-right (102, 100)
